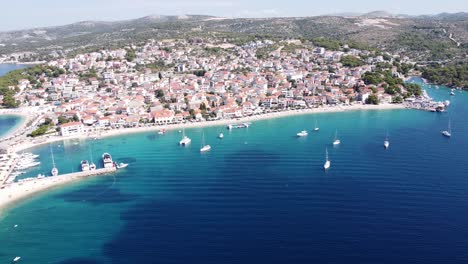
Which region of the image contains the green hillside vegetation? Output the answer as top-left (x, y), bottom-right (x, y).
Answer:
top-left (422, 64), bottom-right (468, 89)
top-left (340, 55), bottom-right (365, 67)
top-left (0, 65), bottom-right (65, 108)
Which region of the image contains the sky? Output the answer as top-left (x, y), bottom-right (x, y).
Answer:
top-left (1, 0), bottom-right (467, 31)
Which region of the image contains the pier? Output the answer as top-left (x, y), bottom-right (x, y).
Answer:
top-left (0, 167), bottom-right (117, 210)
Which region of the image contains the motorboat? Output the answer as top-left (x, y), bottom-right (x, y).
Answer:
top-left (102, 153), bottom-right (114, 168)
top-left (297, 130), bottom-right (308, 137)
top-left (81, 160), bottom-right (90, 171)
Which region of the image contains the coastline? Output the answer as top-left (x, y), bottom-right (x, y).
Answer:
top-left (0, 103), bottom-right (406, 213)
top-left (0, 169), bottom-right (116, 215)
top-left (12, 103), bottom-right (406, 153)
top-left (0, 61), bottom-right (45, 65)
top-left (0, 111), bottom-right (28, 140)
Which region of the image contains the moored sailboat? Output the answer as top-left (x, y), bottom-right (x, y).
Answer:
top-left (200, 132), bottom-right (211, 152)
top-left (324, 148), bottom-right (331, 170)
top-left (441, 119), bottom-right (452, 137)
top-left (384, 130), bottom-right (390, 149)
top-left (50, 145), bottom-right (58, 176)
top-left (179, 129), bottom-right (191, 146)
top-left (333, 129), bottom-right (341, 146)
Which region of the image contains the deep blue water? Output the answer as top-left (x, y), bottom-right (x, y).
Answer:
top-left (0, 79), bottom-right (467, 264)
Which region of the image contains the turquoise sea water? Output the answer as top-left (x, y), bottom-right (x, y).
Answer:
top-left (0, 64), bottom-right (28, 138)
top-left (0, 79), bottom-right (467, 263)
top-left (0, 115), bottom-right (23, 137)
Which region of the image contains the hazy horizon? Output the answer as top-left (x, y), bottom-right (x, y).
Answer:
top-left (1, 0), bottom-right (467, 31)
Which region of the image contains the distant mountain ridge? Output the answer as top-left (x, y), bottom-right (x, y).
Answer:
top-left (0, 12), bottom-right (466, 62)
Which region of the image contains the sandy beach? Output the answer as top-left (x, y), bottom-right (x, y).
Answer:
top-left (11, 103), bottom-right (406, 153)
top-left (0, 103), bottom-right (406, 213)
top-left (0, 168), bottom-right (116, 214)
top-left (0, 109), bottom-right (30, 140)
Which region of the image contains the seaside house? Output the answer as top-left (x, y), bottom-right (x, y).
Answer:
top-left (152, 109), bottom-right (175, 125)
top-left (60, 122), bottom-right (85, 136)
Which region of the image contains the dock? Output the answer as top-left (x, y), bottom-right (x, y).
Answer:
top-left (0, 167), bottom-right (118, 211)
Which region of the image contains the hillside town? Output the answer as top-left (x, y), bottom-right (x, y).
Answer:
top-left (1, 38), bottom-right (431, 139)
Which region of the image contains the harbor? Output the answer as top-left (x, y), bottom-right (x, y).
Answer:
top-left (0, 167), bottom-right (117, 211)
top-left (0, 150), bottom-right (122, 211)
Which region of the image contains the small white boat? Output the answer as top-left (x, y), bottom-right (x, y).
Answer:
top-left (384, 130), bottom-right (390, 149)
top-left (450, 89), bottom-right (455, 96)
top-left (179, 129), bottom-right (191, 146)
top-left (297, 130), bottom-right (308, 137)
top-left (218, 132), bottom-right (224, 139)
top-left (441, 120), bottom-right (452, 138)
top-left (116, 163), bottom-right (128, 169)
top-left (314, 119), bottom-right (319, 131)
top-left (200, 132), bottom-right (211, 152)
top-left (13, 256), bottom-right (21, 262)
top-left (333, 130), bottom-right (341, 145)
top-left (384, 140), bottom-right (390, 149)
top-left (324, 148), bottom-right (331, 170)
top-left (81, 160), bottom-right (90, 171)
top-left (102, 153), bottom-right (114, 168)
top-left (158, 129), bottom-right (166, 135)
top-left (89, 148), bottom-right (96, 170)
top-left (50, 146), bottom-right (58, 176)
top-left (200, 145), bottom-right (212, 152)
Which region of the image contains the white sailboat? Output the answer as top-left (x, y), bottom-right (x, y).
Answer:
top-left (324, 148), bottom-right (331, 170)
top-left (384, 131), bottom-right (390, 149)
top-left (218, 131), bottom-right (224, 139)
top-left (179, 129), bottom-right (191, 146)
top-left (441, 120), bottom-right (452, 137)
top-left (116, 163), bottom-right (129, 169)
top-left (333, 130), bottom-right (341, 146)
top-left (314, 119), bottom-right (319, 131)
top-left (89, 145), bottom-right (96, 170)
top-left (50, 146), bottom-right (58, 176)
top-left (200, 132), bottom-right (211, 152)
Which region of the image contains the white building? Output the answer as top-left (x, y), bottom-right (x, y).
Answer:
top-left (60, 122), bottom-right (85, 136)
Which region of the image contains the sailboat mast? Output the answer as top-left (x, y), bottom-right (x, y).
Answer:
top-left (50, 145), bottom-right (56, 168)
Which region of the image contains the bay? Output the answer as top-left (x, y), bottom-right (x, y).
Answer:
top-left (0, 63), bottom-right (28, 77)
top-left (0, 79), bottom-right (467, 264)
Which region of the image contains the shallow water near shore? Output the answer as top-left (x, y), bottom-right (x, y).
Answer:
top-left (0, 79), bottom-right (468, 263)
top-left (0, 115), bottom-right (23, 138)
